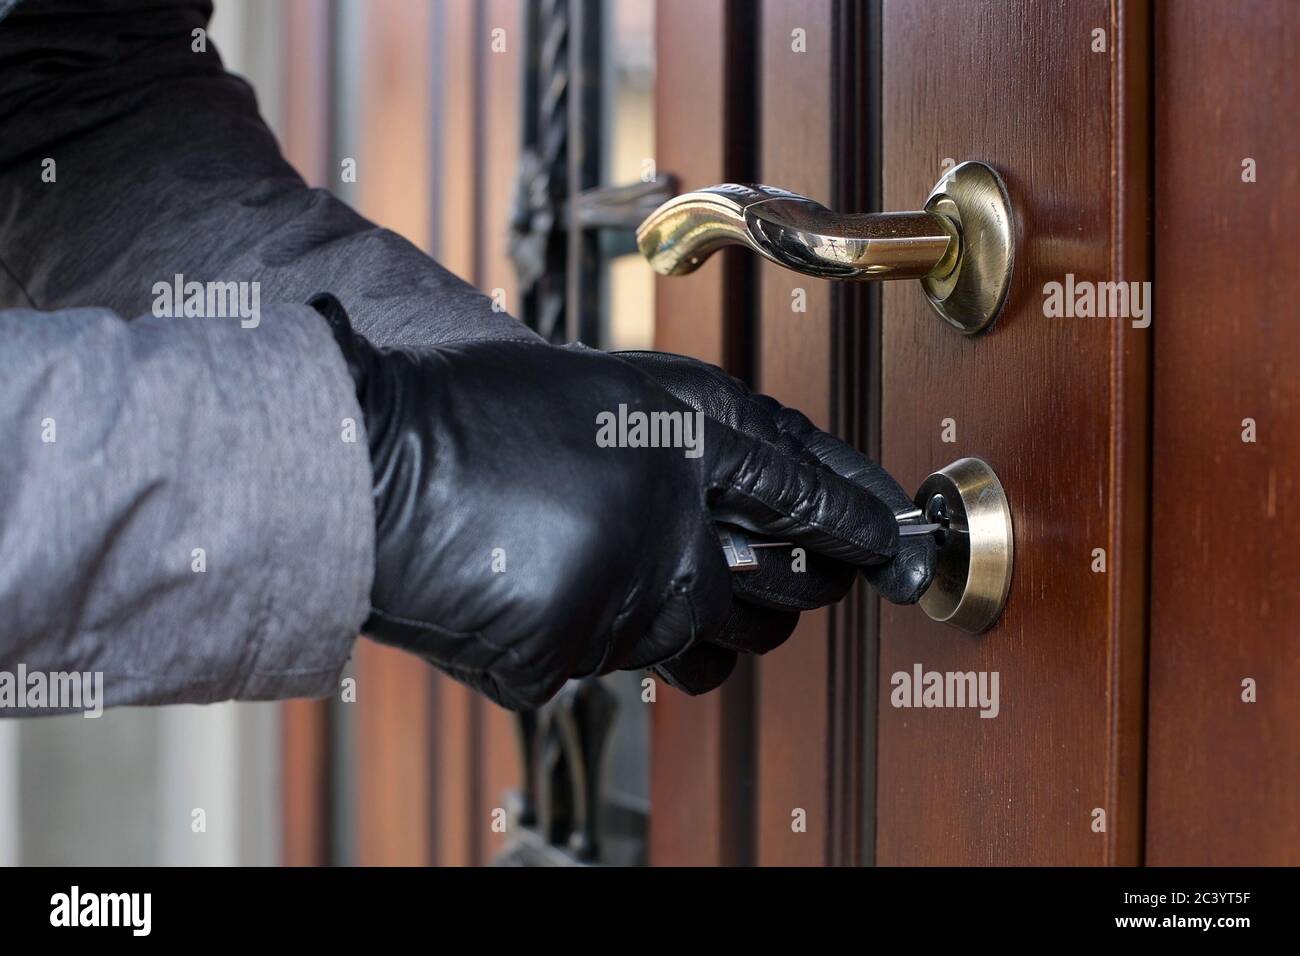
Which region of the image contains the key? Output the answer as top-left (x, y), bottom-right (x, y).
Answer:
top-left (720, 515), bottom-right (952, 571)
top-left (899, 523), bottom-right (944, 537)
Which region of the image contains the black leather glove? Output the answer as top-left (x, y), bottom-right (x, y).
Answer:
top-left (612, 350), bottom-right (937, 692)
top-left (313, 295), bottom-right (934, 709)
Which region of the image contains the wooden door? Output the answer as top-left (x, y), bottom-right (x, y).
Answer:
top-left (1144, 0), bottom-right (1300, 865)
top-left (651, 0), bottom-right (878, 865)
top-left (752, 0), bottom-right (877, 867)
top-left (319, 0), bottom-right (1298, 868)
top-left (874, 0), bottom-right (1151, 865)
top-left (653, 0), bottom-right (1154, 865)
top-left (649, 0), bottom-right (759, 866)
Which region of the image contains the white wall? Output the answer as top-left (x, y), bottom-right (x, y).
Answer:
top-left (0, 721), bottom-right (18, 865)
top-left (156, 702), bottom-right (279, 866)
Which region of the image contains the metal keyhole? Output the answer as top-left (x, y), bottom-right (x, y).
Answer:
top-left (913, 458), bottom-right (1013, 634)
top-left (924, 493), bottom-right (952, 534)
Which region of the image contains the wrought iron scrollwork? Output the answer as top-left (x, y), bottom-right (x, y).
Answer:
top-left (494, 679), bottom-right (618, 865)
top-left (508, 0), bottom-right (673, 345)
top-left (499, 0), bottom-right (668, 867)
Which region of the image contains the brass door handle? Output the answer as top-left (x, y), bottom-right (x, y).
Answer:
top-left (637, 160), bottom-right (1014, 334)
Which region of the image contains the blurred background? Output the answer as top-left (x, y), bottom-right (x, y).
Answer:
top-left (1, 0), bottom-right (658, 866)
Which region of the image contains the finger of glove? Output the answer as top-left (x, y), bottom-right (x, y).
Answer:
top-left (710, 599), bottom-right (799, 655)
top-left (615, 352), bottom-right (925, 600)
top-left (730, 544), bottom-right (855, 611)
top-left (767, 401), bottom-right (915, 514)
top-left (614, 352), bottom-right (842, 485)
top-left (766, 403), bottom-right (937, 604)
top-left (705, 424), bottom-right (899, 566)
top-left (617, 520), bottom-right (735, 671)
top-left (862, 541), bottom-right (934, 605)
top-left (611, 350), bottom-right (745, 423)
top-left (651, 643), bottom-right (738, 696)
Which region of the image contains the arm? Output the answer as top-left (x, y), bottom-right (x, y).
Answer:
top-left (0, 303), bottom-right (373, 709)
top-left (0, 1), bottom-right (935, 710)
top-left (0, 0), bottom-right (538, 349)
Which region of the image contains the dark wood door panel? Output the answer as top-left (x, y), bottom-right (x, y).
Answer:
top-left (754, 0), bottom-right (837, 869)
top-left (876, 0), bottom-right (1150, 865)
top-left (649, 0), bottom-right (756, 867)
top-left (1145, 0), bottom-right (1300, 866)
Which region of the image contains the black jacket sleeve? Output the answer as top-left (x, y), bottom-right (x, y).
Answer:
top-left (0, 0), bottom-right (539, 349)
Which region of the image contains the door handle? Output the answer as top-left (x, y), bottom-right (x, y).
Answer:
top-left (637, 160), bottom-right (1014, 334)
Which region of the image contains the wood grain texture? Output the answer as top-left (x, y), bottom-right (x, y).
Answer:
top-left (280, 0), bottom-right (332, 186)
top-left (649, 0), bottom-right (757, 867)
top-left (876, 0), bottom-right (1151, 865)
top-left (1145, 0), bottom-right (1300, 865)
top-left (1107, 0), bottom-right (1152, 871)
top-left (279, 699), bottom-right (329, 865)
top-left (827, 0), bottom-right (879, 868)
top-left (653, 0), bottom-right (729, 363)
top-left (754, 0), bottom-right (836, 867)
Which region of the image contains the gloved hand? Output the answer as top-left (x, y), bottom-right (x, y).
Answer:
top-left (613, 350), bottom-right (935, 603)
top-left (611, 351), bottom-right (937, 692)
top-left (313, 295), bottom-right (934, 709)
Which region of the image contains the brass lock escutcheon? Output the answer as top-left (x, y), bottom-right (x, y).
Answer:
top-left (637, 161), bottom-right (1014, 334)
top-left (910, 457), bottom-right (1013, 634)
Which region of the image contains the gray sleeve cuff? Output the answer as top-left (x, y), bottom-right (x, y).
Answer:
top-left (222, 302), bottom-right (376, 702)
top-left (0, 302), bottom-right (375, 708)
